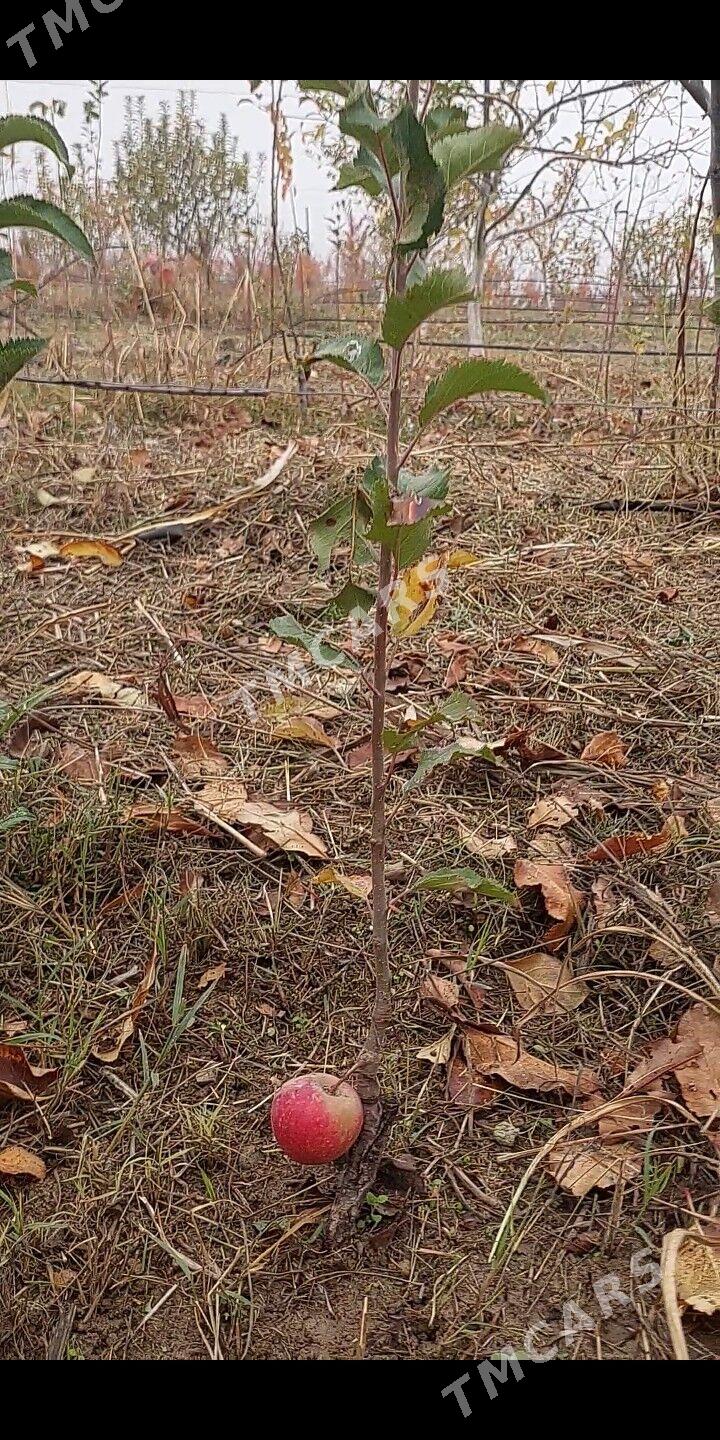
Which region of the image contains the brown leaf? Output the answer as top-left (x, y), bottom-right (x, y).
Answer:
top-left (128, 446), bottom-right (151, 468)
top-left (54, 741), bottom-right (100, 783)
top-left (514, 858), bottom-right (586, 923)
top-left (443, 651), bottom-right (470, 688)
top-left (59, 538), bottom-right (123, 567)
top-left (545, 1138), bottom-right (642, 1197)
top-left (584, 816), bottom-right (687, 864)
top-left (507, 953), bottom-right (588, 1014)
top-left (174, 693), bottom-right (218, 721)
top-left (528, 794), bottom-right (579, 830)
top-left (197, 961), bottom-right (227, 990)
top-left (126, 803), bottom-right (210, 837)
top-left (284, 873), bottom-right (307, 910)
top-left (460, 826), bottom-right (517, 861)
top-left (512, 635), bottom-right (561, 668)
top-left (57, 671), bottom-right (147, 709)
top-left (500, 727), bottom-right (568, 768)
top-left (705, 798), bottom-right (720, 831)
top-left (346, 738), bottom-right (373, 770)
top-left (674, 1004), bottom-right (720, 1119)
top-left (0, 1144), bottom-right (46, 1180)
top-left (447, 1053), bottom-right (494, 1110)
top-left (673, 1231), bottom-right (720, 1315)
top-left (92, 950), bottom-right (156, 1063)
top-left (591, 875), bottom-right (618, 922)
top-left (594, 1035), bottom-right (695, 1140)
top-left (580, 731), bottom-right (628, 769)
top-left (417, 1029), bottom-right (454, 1066)
top-left (657, 585), bottom-right (679, 604)
top-left (528, 832), bottom-right (575, 862)
top-left (271, 716), bottom-right (335, 748)
top-left (420, 975), bottom-right (460, 1012)
top-left (263, 694), bottom-right (340, 722)
top-left (704, 877), bottom-right (720, 927)
top-left (196, 780), bottom-right (327, 858)
top-left (0, 1045), bottom-right (58, 1103)
top-left (464, 1027), bottom-right (599, 1098)
top-left (49, 1267), bottom-right (76, 1295)
top-left (120, 442), bottom-right (296, 541)
top-left (314, 866), bottom-right (372, 901)
top-left (172, 734), bottom-right (229, 780)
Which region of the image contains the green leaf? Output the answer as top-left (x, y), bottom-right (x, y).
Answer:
top-left (383, 692), bottom-right (479, 754)
top-left (704, 298), bottom-right (720, 325)
top-left (326, 580), bottom-right (375, 618)
top-left (397, 466), bottom-right (449, 500)
top-left (269, 615), bottom-right (357, 669)
top-left (419, 359), bottom-right (546, 429)
top-left (314, 335), bottom-right (384, 387)
top-left (0, 248), bottom-right (14, 286)
top-left (0, 195), bottom-right (94, 263)
top-left (339, 88), bottom-right (389, 156)
top-left (431, 124), bottom-right (521, 188)
top-left (337, 148), bottom-right (386, 198)
top-left (8, 278), bottom-right (36, 296)
top-left (405, 736), bottom-right (497, 791)
top-left (298, 80), bottom-right (353, 98)
top-left (382, 268), bottom-right (472, 349)
top-left (364, 456), bottom-right (448, 567)
top-left (391, 106), bottom-right (445, 254)
top-left (425, 106), bottom-right (469, 141)
top-left (415, 867), bottom-right (516, 905)
top-left (309, 490), bottom-right (373, 573)
top-left (0, 337), bottom-right (46, 391)
top-left (0, 806), bottom-right (34, 834)
top-left (0, 114), bottom-right (71, 171)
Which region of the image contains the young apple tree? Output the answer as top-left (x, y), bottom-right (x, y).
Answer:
top-left (264, 80), bottom-right (545, 1231)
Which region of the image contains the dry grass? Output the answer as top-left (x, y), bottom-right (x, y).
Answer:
top-left (1, 326), bottom-right (719, 1360)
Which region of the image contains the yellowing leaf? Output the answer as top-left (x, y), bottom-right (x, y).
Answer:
top-left (271, 716), bottom-right (335, 748)
top-left (59, 538), bottom-right (123, 567)
top-left (0, 1144), bottom-right (46, 1180)
top-left (315, 866), bottom-right (372, 900)
top-left (545, 1139), bottom-right (642, 1197)
top-left (57, 670), bottom-right (147, 709)
top-left (389, 554), bottom-right (445, 637)
top-left (446, 548), bottom-right (480, 569)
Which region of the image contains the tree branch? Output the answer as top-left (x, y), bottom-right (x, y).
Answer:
top-left (679, 79), bottom-right (711, 116)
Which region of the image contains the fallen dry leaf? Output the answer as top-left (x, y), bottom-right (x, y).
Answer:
top-left (460, 826), bottom-right (517, 861)
top-left (54, 741), bottom-right (100, 783)
top-left (420, 975), bottom-right (460, 1012)
top-left (511, 635), bottom-right (561, 668)
top-left (36, 485), bottom-right (70, 507)
top-left (197, 961), bottom-right (227, 990)
top-left (49, 1267), bottom-right (76, 1295)
top-left (263, 694), bottom-right (340, 722)
top-left (314, 866), bottom-right (372, 901)
top-left (92, 950), bottom-right (156, 1063)
top-left (545, 1138), bottom-right (642, 1197)
top-left (464, 1027), bottom-right (599, 1098)
top-left (284, 873), bottom-right (307, 910)
top-left (119, 442), bottom-right (297, 542)
top-left (0, 1045), bottom-right (58, 1103)
top-left (172, 734), bottom-right (229, 780)
top-left (704, 878), bottom-right (720, 927)
top-left (345, 738), bottom-right (373, 770)
top-left (674, 1004), bottom-right (720, 1119)
top-left (506, 953), bottom-right (588, 1014)
top-left (657, 585), bottom-right (679, 605)
top-left (528, 794), bottom-right (579, 830)
top-left (173, 693), bottom-right (218, 721)
top-left (672, 1231), bottom-right (720, 1315)
top-left (584, 816), bottom-right (687, 864)
top-left (196, 780), bottom-right (327, 858)
top-left (126, 803), bottom-right (210, 837)
top-left (57, 671), bottom-right (147, 709)
top-left (0, 1144), bottom-right (46, 1180)
top-left (271, 716), bottom-right (335, 748)
top-left (705, 798), bottom-right (720, 831)
top-left (514, 858), bottom-right (585, 923)
top-left (417, 1029), bottom-right (454, 1066)
top-left (446, 548), bottom-right (480, 569)
top-left (500, 727), bottom-right (568, 768)
top-left (447, 1051), bottom-right (495, 1110)
top-left (591, 874), bottom-right (619, 922)
top-left (528, 832), bottom-right (576, 862)
top-left (59, 538), bottom-right (123, 568)
top-left (580, 731), bottom-right (628, 768)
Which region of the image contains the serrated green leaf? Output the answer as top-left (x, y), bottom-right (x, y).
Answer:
top-left (397, 466), bottom-right (449, 501)
top-left (337, 148), bottom-right (386, 198)
top-left (415, 867), bottom-right (516, 905)
top-left (314, 335), bottom-right (384, 387)
top-left (0, 337), bottom-right (46, 391)
top-left (419, 359), bottom-right (546, 429)
top-left (364, 456), bottom-right (448, 567)
top-left (339, 88), bottom-right (389, 155)
top-left (0, 195), bottom-right (94, 263)
top-left (391, 106), bottom-right (445, 254)
top-left (298, 80), bottom-right (353, 97)
top-left (326, 580), bottom-right (375, 618)
top-left (425, 105), bottom-right (469, 140)
top-left (405, 736), bottom-right (497, 791)
top-left (431, 124), bottom-right (521, 188)
top-left (382, 268), bottom-right (472, 350)
top-left (0, 114), bottom-right (71, 170)
top-left (9, 278), bottom-right (36, 296)
top-left (269, 615), bottom-right (357, 669)
top-left (309, 490), bottom-right (373, 573)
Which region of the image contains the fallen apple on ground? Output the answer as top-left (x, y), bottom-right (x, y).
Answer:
top-left (271, 1072), bottom-right (363, 1164)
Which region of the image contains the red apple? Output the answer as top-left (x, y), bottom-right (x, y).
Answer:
top-left (271, 1072), bottom-right (363, 1164)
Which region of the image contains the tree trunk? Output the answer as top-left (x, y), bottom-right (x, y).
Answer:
top-left (711, 82), bottom-right (720, 313)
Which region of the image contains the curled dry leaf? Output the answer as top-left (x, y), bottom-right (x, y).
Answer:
top-left (591, 874), bottom-right (618, 923)
top-left (506, 953), bottom-right (588, 1014)
top-left (59, 538), bottom-right (123, 567)
top-left (263, 694), bottom-right (340, 722)
top-left (705, 798), bottom-right (720, 832)
top-left (172, 734), bottom-right (229, 780)
top-left (420, 975), bottom-right (460, 1012)
top-left (417, 1029), bottom-right (454, 1066)
top-left (500, 726), bottom-right (568, 768)
top-left (49, 1267), bottom-right (76, 1294)
top-left (196, 780), bottom-right (327, 858)
top-left (580, 731), bottom-right (627, 768)
top-left (672, 1231), bottom-right (720, 1315)
top-left (0, 1045), bottom-right (58, 1102)
top-left (674, 1004), bottom-right (720, 1119)
top-left (92, 950), bottom-right (156, 1063)
top-left (36, 486), bottom-right (70, 507)
top-left (545, 1138), bottom-right (643, 1197)
top-left (463, 1027), bottom-right (599, 1098)
top-left (528, 794), bottom-right (579, 830)
top-left (389, 555), bottom-right (446, 638)
top-left (511, 635), bottom-right (561, 668)
top-left (57, 671), bottom-right (147, 709)
top-left (514, 857), bottom-right (585, 923)
top-left (197, 961), bottom-right (227, 990)
top-left (0, 1144), bottom-right (46, 1180)
top-left (447, 1052), bottom-right (495, 1110)
top-left (314, 866), bottom-right (372, 901)
top-left (174, 693), bottom-right (218, 721)
top-left (271, 716), bottom-right (335, 748)
top-left (584, 816), bottom-right (687, 864)
top-left (460, 826), bottom-right (517, 861)
top-left (54, 741), bottom-right (100, 783)
top-left (126, 803), bottom-right (210, 837)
